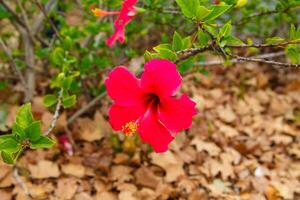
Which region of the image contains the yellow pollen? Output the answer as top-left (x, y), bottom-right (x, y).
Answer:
top-left (122, 121), bottom-right (138, 136)
top-left (91, 8), bottom-right (106, 17)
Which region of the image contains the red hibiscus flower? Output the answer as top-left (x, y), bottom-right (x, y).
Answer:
top-left (106, 0), bottom-right (138, 46)
top-left (105, 59), bottom-right (197, 152)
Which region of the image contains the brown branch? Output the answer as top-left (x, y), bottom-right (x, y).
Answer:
top-left (32, 0), bottom-right (62, 41)
top-left (175, 46), bottom-right (212, 64)
top-left (233, 6), bottom-right (295, 26)
top-left (43, 89), bottom-right (63, 136)
top-left (0, 37), bottom-right (28, 93)
top-left (227, 52), bottom-right (300, 68)
top-left (226, 40), bottom-right (300, 48)
top-left (67, 92), bottom-right (106, 125)
top-left (0, 0), bottom-right (35, 43)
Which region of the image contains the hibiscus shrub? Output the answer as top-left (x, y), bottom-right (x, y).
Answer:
top-left (0, 0), bottom-right (300, 163)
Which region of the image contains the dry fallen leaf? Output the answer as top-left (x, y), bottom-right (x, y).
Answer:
top-left (217, 105), bottom-right (236, 123)
top-left (77, 112), bottom-right (110, 142)
top-left (150, 152), bottom-right (184, 182)
top-left (29, 160), bottom-right (60, 179)
top-left (61, 163), bottom-right (85, 178)
top-left (94, 191), bottom-right (118, 200)
top-left (191, 138), bottom-right (221, 156)
top-left (55, 178), bottom-right (78, 199)
top-left (134, 166), bottom-right (161, 189)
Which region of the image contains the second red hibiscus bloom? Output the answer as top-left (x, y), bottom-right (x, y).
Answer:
top-left (105, 59), bottom-right (197, 153)
top-left (91, 0), bottom-right (138, 46)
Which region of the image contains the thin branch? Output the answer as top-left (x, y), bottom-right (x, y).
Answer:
top-left (13, 167), bottom-right (31, 198)
top-left (32, 0), bottom-right (62, 41)
top-left (195, 51), bottom-right (286, 66)
top-left (227, 52), bottom-right (300, 68)
top-left (67, 92), bottom-right (106, 125)
top-left (32, 0), bottom-right (57, 35)
top-left (175, 46), bottom-right (212, 64)
top-left (43, 89), bottom-right (63, 136)
top-left (233, 6), bottom-right (295, 26)
top-left (0, 0), bottom-right (35, 43)
top-left (226, 40), bottom-right (300, 48)
top-left (0, 38), bottom-right (28, 91)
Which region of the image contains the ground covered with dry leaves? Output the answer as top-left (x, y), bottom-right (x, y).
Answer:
top-left (0, 63), bottom-right (300, 200)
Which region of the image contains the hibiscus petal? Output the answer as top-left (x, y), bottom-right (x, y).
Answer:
top-left (105, 66), bottom-right (141, 106)
top-left (138, 111), bottom-right (173, 153)
top-left (158, 94), bottom-right (197, 133)
top-left (141, 59), bottom-right (182, 97)
top-left (106, 28), bottom-right (125, 46)
top-left (109, 104), bottom-right (145, 131)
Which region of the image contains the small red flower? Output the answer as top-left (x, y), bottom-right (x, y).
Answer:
top-left (105, 59), bottom-right (197, 152)
top-left (106, 0), bottom-right (138, 46)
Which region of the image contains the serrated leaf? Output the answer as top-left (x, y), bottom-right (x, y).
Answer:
top-left (182, 36), bottom-right (192, 49)
top-left (1, 151), bottom-right (14, 164)
top-left (290, 24), bottom-right (296, 39)
top-left (63, 95), bottom-right (76, 108)
top-left (172, 32), bottom-right (183, 51)
top-left (16, 103), bottom-right (33, 129)
top-left (12, 123), bottom-right (26, 140)
top-left (176, 0), bottom-right (201, 19)
top-left (156, 48), bottom-right (177, 61)
top-left (198, 30), bottom-right (210, 47)
top-left (25, 121), bottom-right (42, 142)
top-left (0, 138), bottom-right (19, 153)
top-left (30, 136), bottom-right (55, 149)
top-left (144, 50), bottom-right (153, 62)
top-left (218, 22), bottom-right (232, 40)
top-left (196, 6), bottom-right (212, 21)
top-left (43, 94), bottom-right (57, 107)
top-left (224, 36), bottom-right (244, 45)
top-left (204, 5), bottom-right (232, 21)
top-left (50, 48), bottom-right (64, 66)
top-left (62, 76), bottom-right (73, 90)
top-left (286, 45), bottom-right (300, 64)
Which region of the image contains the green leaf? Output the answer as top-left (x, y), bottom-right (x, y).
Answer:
top-left (218, 22), bottom-right (232, 40)
top-left (196, 6), bottom-right (212, 21)
top-left (43, 94), bottom-right (58, 107)
top-left (62, 95), bottom-right (76, 108)
top-left (154, 44), bottom-right (177, 61)
top-left (0, 5), bottom-right (12, 19)
top-left (12, 123), bottom-right (26, 140)
top-left (63, 36), bottom-right (73, 50)
top-left (62, 76), bottom-right (73, 90)
top-left (175, 0), bottom-right (201, 19)
top-left (156, 48), bottom-right (177, 61)
top-left (16, 103), bottom-right (34, 129)
top-left (0, 138), bottom-right (19, 153)
top-left (30, 136), bottom-right (55, 149)
top-left (50, 48), bottom-right (65, 66)
top-left (182, 36), bottom-right (192, 49)
top-left (224, 36), bottom-right (244, 45)
top-left (266, 36), bottom-right (285, 44)
top-left (290, 24), bottom-right (296, 39)
top-left (286, 45), bottom-right (300, 64)
top-left (198, 30), bottom-right (210, 47)
top-left (25, 121), bottom-right (42, 142)
top-left (1, 151), bottom-right (14, 164)
top-left (144, 50), bottom-right (153, 62)
top-left (204, 5), bottom-right (232, 21)
top-left (172, 32), bottom-right (183, 51)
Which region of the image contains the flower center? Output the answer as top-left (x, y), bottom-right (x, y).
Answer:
top-left (144, 93), bottom-right (160, 109)
top-left (122, 121), bottom-right (139, 136)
